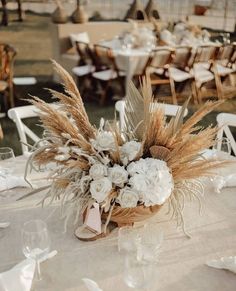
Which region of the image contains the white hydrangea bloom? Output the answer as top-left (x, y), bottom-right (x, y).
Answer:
top-left (128, 158), bottom-right (173, 206)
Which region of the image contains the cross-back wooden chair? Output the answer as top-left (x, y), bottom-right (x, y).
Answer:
top-left (192, 45), bottom-right (220, 103)
top-left (72, 41), bottom-right (96, 94)
top-left (0, 43), bottom-right (17, 111)
top-left (168, 46), bottom-right (198, 104)
top-left (145, 48), bottom-right (176, 104)
top-left (92, 45), bottom-right (125, 105)
top-left (214, 44), bottom-right (236, 99)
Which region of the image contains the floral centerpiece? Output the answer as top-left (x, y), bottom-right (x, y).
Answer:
top-left (26, 61), bottom-right (224, 241)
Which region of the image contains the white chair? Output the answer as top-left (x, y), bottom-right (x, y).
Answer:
top-left (8, 105), bottom-right (40, 155)
top-left (216, 113), bottom-right (236, 155)
top-left (115, 100), bottom-right (188, 131)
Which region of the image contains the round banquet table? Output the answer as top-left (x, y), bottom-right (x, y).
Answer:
top-left (0, 156), bottom-right (236, 291)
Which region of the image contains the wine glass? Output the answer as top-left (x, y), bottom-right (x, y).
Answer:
top-left (213, 137), bottom-right (231, 156)
top-left (123, 251), bottom-right (154, 290)
top-left (0, 147), bottom-right (15, 161)
top-left (22, 220), bottom-right (50, 281)
top-left (0, 147), bottom-right (15, 176)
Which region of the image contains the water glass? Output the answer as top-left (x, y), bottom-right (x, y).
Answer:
top-left (138, 223), bottom-right (163, 263)
top-left (22, 219), bottom-right (50, 280)
top-left (123, 252), bottom-right (154, 290)
top-left (214, 137), bottom-right (231, 156)
top-left (0, 147), bottom-right (15, 161)
top-left (0, 147), bottom-right (15, 176)
top-left (118, 225), bottom-right (142, 253)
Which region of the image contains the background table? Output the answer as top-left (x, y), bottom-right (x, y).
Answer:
top-left (0, 156), bottom-right (236, 290)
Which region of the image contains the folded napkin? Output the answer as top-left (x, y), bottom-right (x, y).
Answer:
top-left (0, 250), bottom-right (57, 291)
top-left (206, 256), bottom-right (236, 274)
top-left (82, 278), bottom-right (103, 291)
top-left (201, 149), bottom-right (236, 192)
top-left (0, 175), bottom-right (29, 192)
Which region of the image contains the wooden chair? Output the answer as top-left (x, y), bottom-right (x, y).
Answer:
top-left (214, 44), bottom-right (236, 99)
top-left (115, 100), bottom-right (188, 132)
top-left (0, 43), bottom-right (17, 111)
top-left (168, 46), bottom-right (198, 104)
top-left (8, 105), bottom-right (40, 155)
top-left (72, 41), bottom-right (96, 94)
top-left (216, 113), bottom-right (236, 156)
top-left (92, 45), bottom-right (125, 105)
top-left (145, 48), bottom-right (176, 103)
top-left (192, 45), bottom-right (220, 103)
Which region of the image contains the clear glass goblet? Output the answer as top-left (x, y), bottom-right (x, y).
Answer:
top-left (0, 147), bottom-right (15, 161)
top-left (123, 252), bottom-right (154, 290)
top-left (22, 219), bottom-right (50, 281)
top-left (213, 137), bottom-right (231, 156)
top-left (0, 147), bottom-right (15, 176)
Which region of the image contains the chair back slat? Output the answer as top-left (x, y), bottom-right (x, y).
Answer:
top-left (194, 45), bottom-right (219, 64)
top-left (94, 45), bottom-right (118, 72)
top-left (75, 41), bottom-right (95, 66)
top-left (217, 45), bottom-right (234, 66)
top-left (149, 48), bottom-right (174, 69)
top-left (8, 105), bottom-right (40, 155)
top-left (172, 46), bottom-right (193, 69)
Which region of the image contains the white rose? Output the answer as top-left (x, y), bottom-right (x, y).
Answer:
top-left (120, 141), bottom-right (142, 165)
top-left (108, 164), bottom-right (128, 187)
top-left (89, 163), bottom-right (107, 180)
top-left (117, 187), bottom-right (139, 208)
top-left (90, 177), bottom-right (112, 203)
top-left (91, 131), bottom-right (116, 152)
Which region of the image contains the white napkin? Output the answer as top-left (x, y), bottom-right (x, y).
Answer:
top-left (0, 250), bottom-right (57, 291)
top-left (201, 149), bottom-right (236, 192)
top-left (0, 175), bottom-right (29, 192)
top-left (206, 256), bottom-right (236, 274)
top-left (82, 278), bottom-right (103, 291)
top-left (0, 259), bottom-right (35, 291)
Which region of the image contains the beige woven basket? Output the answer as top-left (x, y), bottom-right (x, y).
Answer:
top-left (103, 204), bottom-right (161, 227)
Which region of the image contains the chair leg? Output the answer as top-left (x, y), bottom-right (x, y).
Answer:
top-left (191, 80), bottom-right (198, 104)
top-left (214, 72), bottom-right (224, 100)
top-left (196, 85), bottom-right (203, 104)
top-left (169, 77), bottom-right (177, 105)
top-left (0, 123), bottom-right (3, 140)
top-left (8, 85), bottom-right (15, 108)
top-left (118, 77), bottom-right (125, 97)
top-left (99, 80), bottom-right (111, 106)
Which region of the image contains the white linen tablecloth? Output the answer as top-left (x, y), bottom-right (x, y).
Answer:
top-left (0, 156), bottom-right (236, 290)
top-left (114, 49), bottom-right (150, 94)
